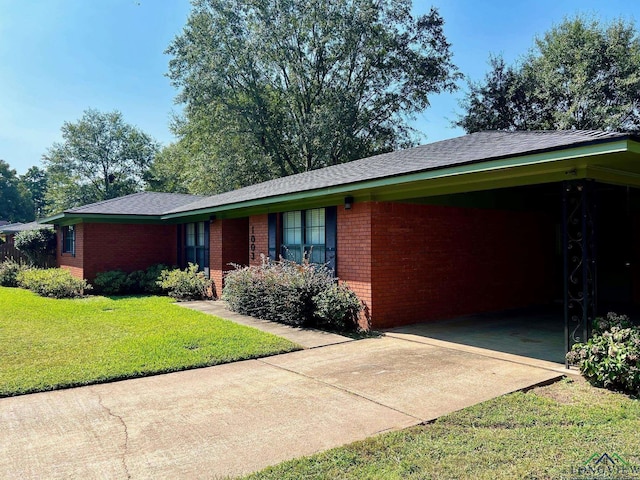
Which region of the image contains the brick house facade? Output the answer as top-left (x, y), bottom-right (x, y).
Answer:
top-left (42, 131), bottom-right (640, 331)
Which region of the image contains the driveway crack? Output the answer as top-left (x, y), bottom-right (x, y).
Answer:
top-left (93, 389), bottom-right (131, 479)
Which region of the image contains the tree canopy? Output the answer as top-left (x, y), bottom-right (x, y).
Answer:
top-left (457, 17), bottom-right (640, 133)
top-left (43, 109), bottom-right (159, 213)
top-left (155, 0), bottom-right (460, 194)
top-left (0, 160), bottom-right (33, 223)
top-left (20, 166), bottom-right (49, 219)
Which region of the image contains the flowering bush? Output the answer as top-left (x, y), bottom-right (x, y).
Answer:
top-left (566, 312), bottom-right (640, 395)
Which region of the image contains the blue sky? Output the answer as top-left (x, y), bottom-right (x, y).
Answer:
top-left (0, 0), bottom-right (637, 174)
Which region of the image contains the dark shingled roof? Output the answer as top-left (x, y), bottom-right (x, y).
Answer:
top-left (165, 130), bottom-right (630, 214)
top-left (65, 192), bottom-right (205, 216)
top-left (0, 222), bottom-right (52, 234)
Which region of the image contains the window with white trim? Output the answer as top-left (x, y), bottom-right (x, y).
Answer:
top-left (282, 208), bottom-right (326, 264)
top-left (62, 225), bottom-right (75, 255)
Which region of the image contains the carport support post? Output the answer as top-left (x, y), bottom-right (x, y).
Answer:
top-left (563, 180), bottom-right (597, 367)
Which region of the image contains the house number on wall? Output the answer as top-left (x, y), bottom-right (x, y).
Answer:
top-left (250, 226), bottom-right (256, 260)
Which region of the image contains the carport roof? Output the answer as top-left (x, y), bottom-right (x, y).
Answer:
top-left (162, 130), bottom-right (637, 218)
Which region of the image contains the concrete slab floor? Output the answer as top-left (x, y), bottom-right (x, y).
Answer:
top-left (387, 309), bottom-right (566, 364)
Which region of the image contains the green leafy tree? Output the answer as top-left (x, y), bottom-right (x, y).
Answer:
top-left (14, 229), bottom-right (56, 267)
top-left (20, 166), bottom-right (49, 218)
top-left (457, 17), bottom-right (640, 133)
top-left (43, 109), bottom-right (159, 213)
top-left (161, 0), bottom-right (460, 194)
top-left (0, 160), bottom-right (34, 222)
top-left (147, 112), bottom-right (274, 194)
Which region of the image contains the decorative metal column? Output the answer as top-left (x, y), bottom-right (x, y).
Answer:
top-left (563, 180), bottom-right (597, 366)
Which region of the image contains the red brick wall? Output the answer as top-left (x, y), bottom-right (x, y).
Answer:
top-left (210, 218), bottom-right (249, 296)
top-left (337, 202), bottom-right (373, 328)
top-left (368, 202), bottom-right (555, 328)
top-left (210, 221), bottom-right (224, 294)
top-left (224, 218), bottom-right (249, 268)
top-left (249, 215), bottom-right (268, 266)
top-left (57, 223), bottom-right (84, 279)
top-left (65, 223), bottom-right (177, 281)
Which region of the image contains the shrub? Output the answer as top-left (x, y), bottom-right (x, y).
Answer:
top-left (593, 312), bottom-right (633, 333)
top-left (313, 283), bottom-right (361, 331)
top-left (137, 263), bottom-right (169, 294)
top-left (94, 270), bottom-right (129, 295)
top-left (567, 313), bottom-right (640, 395)
top-left (14, 229), bottom-right (56, 267)
top-left (17, 268), bottom-right (92, 299)
top-left (93, 264), bottom-right (172, 295)
top-left (0, 260), bottom-right (30, 287)
top-left (223, 256), bottom-right (362, 331)
top-left (157, 263), bottom-right (214, 301)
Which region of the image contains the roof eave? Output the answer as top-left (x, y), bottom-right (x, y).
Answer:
top-left (40, 212), bottom-right (169, 225)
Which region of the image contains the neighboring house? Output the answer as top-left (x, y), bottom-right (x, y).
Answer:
top-left (0, 223), bottom-right (22, 245)
top-left (0, 222), bottom-right (53, 245)
top-left (0, 221), bottom-right (54, 264)
top-left (41, 130), bottom-right (640, 350)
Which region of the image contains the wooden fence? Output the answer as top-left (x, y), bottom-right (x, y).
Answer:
top-left (0, 244), bottom-right (56, 267)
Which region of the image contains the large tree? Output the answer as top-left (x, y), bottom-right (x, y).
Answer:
top-left (457, 17), bottom-right (640, 133)
top-left (0, 160), bottom-right (34, 223)
top-left (43, 109), bottom-right (159, 213)
top-left (20, 166), bottom-right (49, 219)
top-left (159, 0), bottom-right (460, 194)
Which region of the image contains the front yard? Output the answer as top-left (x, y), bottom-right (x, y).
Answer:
top-left (245, 378), bottom-right (640, 479)
top-left (0, 287), bottom-right (299, 396)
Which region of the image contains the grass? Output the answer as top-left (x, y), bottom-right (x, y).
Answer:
top-left (0, 287), bottom-right (300, 396)
top-left (243, 378), bottom-right (640, 480)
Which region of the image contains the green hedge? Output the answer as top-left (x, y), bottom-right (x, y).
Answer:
top-left (223, 257), bottom-right (362, 331)
top-left (0, 260), bottom-right (30, 287)
top-left (94, 264), bottom-right (170, 295)
top-left (157, 263), bottom-right (215, 300)
top-left (17, 268), bottom-right (92, 299)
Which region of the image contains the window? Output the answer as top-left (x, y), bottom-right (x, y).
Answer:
top-left (269, 206), bottom-right (336, 271)
top-left (282, 208), bottom-right (326, 264)
top-left (181, 221), bottom-right (209, 276)
top-left (62, 225), bottom-right (75, 255)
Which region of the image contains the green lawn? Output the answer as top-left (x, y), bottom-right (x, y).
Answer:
top-left (0, 287), bottom-right (299, 396)
top-left (244, 378), bottom-right (640, 480)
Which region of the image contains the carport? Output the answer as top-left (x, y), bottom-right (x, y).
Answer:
top-left (378, 133), bottom-right (640, 365)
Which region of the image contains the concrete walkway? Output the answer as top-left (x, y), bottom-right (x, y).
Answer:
top-left (0, 309), bottom-right (567, 479)
top-left (180, 300), bottom-right (353, 349)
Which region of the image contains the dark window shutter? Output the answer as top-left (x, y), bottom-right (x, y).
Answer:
top-left (325, 206), bottom-right (337, 274)
top-left (204, 221), bottom-right (210, 269)
top-left (268, 213), bottom-right (277, 260)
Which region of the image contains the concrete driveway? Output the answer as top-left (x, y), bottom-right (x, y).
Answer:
top-left (0, 336), bottom-right (564, 479)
